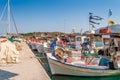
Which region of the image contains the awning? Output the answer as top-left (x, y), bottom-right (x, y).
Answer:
top-left (95, 24), bottom-right (120, 34)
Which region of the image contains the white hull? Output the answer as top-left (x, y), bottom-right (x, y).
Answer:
top-left (46, 53), bottom-right (120, 76)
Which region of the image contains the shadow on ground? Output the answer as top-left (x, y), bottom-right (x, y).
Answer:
top-left (0, 69), bottom-right (18, 80)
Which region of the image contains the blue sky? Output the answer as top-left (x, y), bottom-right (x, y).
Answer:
top-left (0, 0), bottom-right (120, 34)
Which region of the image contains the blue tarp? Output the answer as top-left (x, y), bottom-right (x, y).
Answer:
top-left (99, 58), bottom-right (111, 66)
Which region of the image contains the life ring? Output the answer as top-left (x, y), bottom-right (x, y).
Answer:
top-left (55, 48), bottom-right (64, 59)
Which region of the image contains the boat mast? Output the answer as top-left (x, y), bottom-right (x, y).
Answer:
top-left (7, 0), bottom-right (10, 34)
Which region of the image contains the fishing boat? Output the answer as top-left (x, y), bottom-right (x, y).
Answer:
top-left (47, 54), bottom-right (120, 76)
top-left (46, 25), bottom-right (120, 76)
top-left (46, 47), bottom-right (120, 76)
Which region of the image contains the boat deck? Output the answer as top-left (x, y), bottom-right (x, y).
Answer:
top-left (0, 42), bottom-right (50, 80)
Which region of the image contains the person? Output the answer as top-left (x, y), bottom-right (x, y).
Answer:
top-left (51, 38), bottom-right (57, 56)
top-left (82, 41), bottom-right (88, 52)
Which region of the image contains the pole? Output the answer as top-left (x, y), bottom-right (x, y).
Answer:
top-left (107, 15), bottom-right (110, 31)
top-left (89, 13), bottom-right (91, 52)
top-left (89, 13), bottom-right (91, 33)
top-left (7, 0), bottom-right (10, 34)
top-left (89, 17), bottom-right (90, 33)
top-left (107, 9), bottom-right (112, 33)
top-left (64, 19), bottom-right (66, 34)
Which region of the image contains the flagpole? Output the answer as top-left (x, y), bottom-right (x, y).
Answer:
top-left (89, 13), bottom-right (91, 53)
top-left (107, 9), bottom-right (112, 33)
top-left (89, 17), bottom-right (91, 33)
top-left (107, 15), bottom-right (110, 33)
top-left (107, 14), bottom-right (110, 30)
top-left (89, 12), bottom-right (103, 53)
top-left (89, 12), bottom-right (93, 33)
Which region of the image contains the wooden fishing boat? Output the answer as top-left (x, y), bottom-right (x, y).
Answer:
top-left (46, 35), bottom-right (120, 76)
top-left (46, 25), bottom-right (120, 76)
top-left (46, 52), bottom-right (120, 76)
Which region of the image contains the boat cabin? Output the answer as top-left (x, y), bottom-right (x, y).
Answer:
top-left (98, 34), bottom-right (120, 68)
top-left (75, 35), bottom-right (90, 50)
top-left (100, 34), bottom-right (120, 56)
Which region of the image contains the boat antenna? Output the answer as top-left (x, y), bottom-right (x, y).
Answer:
top-left (64, 19), bottom-right (66, 34)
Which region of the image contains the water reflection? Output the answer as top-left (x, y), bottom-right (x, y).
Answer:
top-left (53, 75), bottom-right (120, 80)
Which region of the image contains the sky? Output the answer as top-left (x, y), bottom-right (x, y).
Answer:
top-left (0, 0), bottom-right (120, 34)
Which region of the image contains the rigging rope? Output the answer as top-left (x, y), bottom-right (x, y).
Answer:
top-left (11, 10), bottom-right (19, 35)
top-left (0, 3), bottom-right (7, 23)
